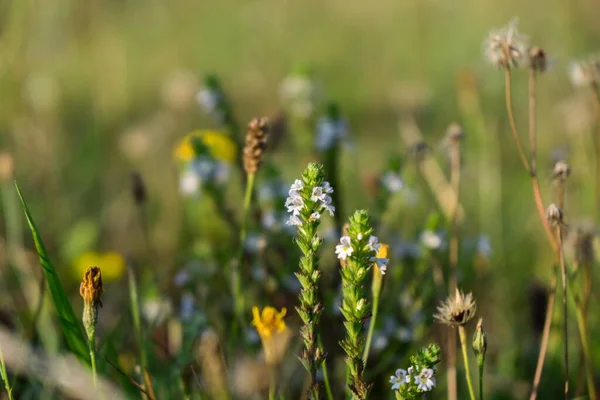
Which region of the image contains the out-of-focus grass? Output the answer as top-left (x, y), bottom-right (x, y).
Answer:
top-left (1, 0), bottom-right (599, 398)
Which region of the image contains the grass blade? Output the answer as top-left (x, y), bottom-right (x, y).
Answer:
top-left (14, 182), bottom-right (89, 363)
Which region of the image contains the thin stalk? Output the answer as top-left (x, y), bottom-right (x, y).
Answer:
top-left (0, 347), bottom-right (14, 400)
top-left (478, 361), bottom-right (484, 400)
top-left (89, 335), bottom-right (98, 388)
top-left (269, 368), bottom-right (276, 400)
top-left (318, 336), bottom-right (334, 400)
top-left (529, 266), bottom-right (557, 400)
top-left (458, 326), bottom-right (477, 400)
top-left (556, 226), bottom-right (569, 399)
top-left (446, 136), bottom-right (461, 400)
top-left (568, 278), bottom-right (597, 400)
top-left (505, 67), bottom-right (558, 253)
top-left (529, 69), bottom-right (537, 174)
top-left (233, 173), bottom-right (255, 330)
top-left (363, 266), bottom-right (383, 368)
top-left (591, 82), bottom-right (600, 222)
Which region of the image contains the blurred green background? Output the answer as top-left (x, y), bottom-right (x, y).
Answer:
top-left (1, 0), bottom-right (600, 398)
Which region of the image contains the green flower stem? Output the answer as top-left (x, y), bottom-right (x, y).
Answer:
top-left (363, 269), bottom-right (383, 367)
top-left (458, 326), bottom-right (476, 400)
top-left (269, 368), bottom-right (276, 400)
top-left (233, 172), bottom-right (255, 331)
top-left (0, 347), bottom-right (14, 400)
top-left (477, 359), bottom-right (484, 400)
top-left (318, 335), bottom-right (334, 400)
top-left (88, 334), bottom-right (98, 388)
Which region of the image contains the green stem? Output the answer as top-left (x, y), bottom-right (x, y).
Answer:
top-left (478, 360), bottom-right (484, 400)
top-left (363, 282), bottom-right (381, 367)
top-left (89, 334), bottom-right (97, 388)
top-left (319, 335), bottom-right (334, 400)
top-left (568, 278), bottom-right (597, 400)
top-left (233, 173), bottom-right (255, 331)
top-left (0, 347), bottom-right (14, 400)
top-left (459, 326), bottom-right (476, 400)
top-left (269, 368), bottom-right (276, 400)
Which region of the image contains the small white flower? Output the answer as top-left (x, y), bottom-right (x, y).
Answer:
top-left (311, 186), bottom-right (325, 201)
top-left (367, 235), bottom-right (382, 252)
top-left (309, 212), bottom-right (321, 222)
top-left (179, 169), bottom-right (200, 195)
top-left (421, 230), bottom-right (442, 249)
top-left (290, 179), bottom-right (304, 191)
top-left (261, 211), bottom-right (277, 229)
top-left (196, 88), bottom-right (220, 113)
top-left (416, 368), bottom-right (436, 391)
top-left (285, 193), bottom-right (304, 215)
top-left (356, 298), bottom-right (366, 311)
top-left (382, 172), bottom-right (404, 193)
top-left (335, 236), bottom-right (354, 260)
top-left (286, 215), bottom-right (303, 226)
top-left (322, 202), bottom-right (335, 217)
top-left (315, 117), bottom-right (347, 151)
top-left (407, 366), bottom-right (414, 375)
top-left (357, 233), bottom-right (364, 240)
top-left (322, 181), bottom-right (334, 194)
top-left (389, 369), bottom-right (408, 390)
top-left (374, 257), bottom-right (389, 274)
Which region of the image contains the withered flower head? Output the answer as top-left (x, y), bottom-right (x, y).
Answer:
top-left (434, 288), bottom-right (477, 327)
top-left (484, 18), bottom-right (528, 69)
top-left (80, 266), bottom-right (103, 307)
top-left (446, 123), bottom-right (464, 143)
top-left (545, 204), bottom-right (564, 227)
top-left (243, 117), bottom-right (269, 175)
top-left (529, 47), bottom-right (548, 72)
top-left (552, 161), bottom-right (570, 182)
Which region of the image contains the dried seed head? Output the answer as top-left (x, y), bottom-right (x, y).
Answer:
top-left (529, 47), bottom-right (548, 72)
top-left (243, 117), bottom-right (269, 175)
top-left (569, 58), bottom-right (600, 87)
top-left (552, 161), bottom-right (570, 182)
top-left (484, 18), bottom-right (528, 69)
top-left (446, 123), bottom-right (464, 143)
top-left (545, 203), bottom-right (564, 227)
top-left (434, 288), bottom-right (477, 327)
top-left (130, 171), bottom-right (147, 206)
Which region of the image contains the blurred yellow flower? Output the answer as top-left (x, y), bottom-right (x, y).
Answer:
top-left (174, 130), bottom-right (237, 163)
top-left (74, 251), bottom-right (125, 282)
top-left (252, 306), bottom-right (287, 341)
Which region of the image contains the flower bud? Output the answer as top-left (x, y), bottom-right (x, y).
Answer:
top-left (472, 318), bottom-right (487, 360)
top-left (80, 266), bottom-right (103, 339)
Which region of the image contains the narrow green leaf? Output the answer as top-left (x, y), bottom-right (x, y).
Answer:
top-left (14, 182), bottom-right (90, 363)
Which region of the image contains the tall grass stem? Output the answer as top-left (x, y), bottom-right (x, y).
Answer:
top-left (556, 227), bottom-right (569, 399)
top-left (458, 326), bottom-right (476, 400)
top-left (0, 347), bottom-right (14, 400)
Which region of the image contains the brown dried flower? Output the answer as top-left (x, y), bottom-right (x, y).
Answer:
top-left (546, 204), bottom-right (564, 227)
top-left (80, 266), bottom-right (103, 307)
top-left (552, 161), bottom-right (570, 182)
top-left (434, 288), bottom-right (477, 327)
top-left (529, 47), bottom-right (548, 72)
top-left (243, 117), bottom-right (269, 175)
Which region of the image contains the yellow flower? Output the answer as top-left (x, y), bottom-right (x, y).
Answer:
top-left (74, 251), bottom-right (125, 282)
top-left (252, 306), bottom-right (287, 341)
top-left (174, 130), bottom-right (237, 163)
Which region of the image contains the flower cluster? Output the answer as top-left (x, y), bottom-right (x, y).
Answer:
top-left (335, 234), bottom-right (389, 274)
top-left (173, 130), bottom-right (237, 197)
top-left (285, 178), bottom-right (334, 227)
top-left (288, 163), bottom-right (333, 399)
top-left (389, 344), bottom-right (441, 399)
top-left (338, 210), bottom-right (384, 399)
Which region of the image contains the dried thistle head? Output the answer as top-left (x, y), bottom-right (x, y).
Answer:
top-left (545, 203), bottom-right (564, 227)
top-left (80, 266), bottom-right (103, 308)
top-left (434, 288), bottom-right (477, 327)
top-left (243, 117), bottom-right (269, 175)
top-left (529, 47), bottom-right (548, 73)
top-left (484, 18), bottom-right (528, 69)
top-left (552, 161), bottom-right (570, 182)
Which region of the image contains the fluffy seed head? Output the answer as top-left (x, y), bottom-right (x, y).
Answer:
top-left (569, 57), bottom-right (600, 87)
top-left (434, 288), bottom-right (477, 327)
top-left (244, 117), bottom-right (269, 175)
top-left (552, 161), bottom-right (570, 182)
top-left (484, 18), bottom-right (528, 69)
